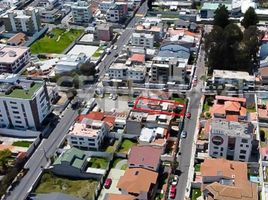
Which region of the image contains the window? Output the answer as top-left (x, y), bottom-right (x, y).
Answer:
top-left (79, 138), bottom-right (84, 140)
top-left (220, 153), bottom-right (223, 156)
top-left (13, 111), bottom-right (19, 114)
top-left (241, 139), bottom-right (248, 143)
top-left (11, 106), bottom-right (18, 109)
top-left (239, 155), bottom-right (245, 159)
top-left (214, 146), bottom-right (219, 149)
top-left (15, 120), bottom-right (22, 124)
top-left (213, 151), bottom-right (218, 155)
top-left (221, 147), bottom-right (224, 151)
top-left (240, 150), bottom-right (247, 154)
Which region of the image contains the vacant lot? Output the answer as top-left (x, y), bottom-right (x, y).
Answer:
top-left (87, 157), bottom-right (109, 169)
top-left (35, 172), bottom-right (98, 200)
top-left (12, 141), bottom-right (32, 148)
top-left (30, 28), bottom-right (83, 54)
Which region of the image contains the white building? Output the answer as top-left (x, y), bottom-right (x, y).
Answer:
top-left (0, 45), bottom-right (30, 73)
top-left (0, 73), bottom-right (51, 131)
top-left (212, 70), bottom-right (255, 90)
top-left (208, 119), bottom-right (254, 162)
top-left (54, 53), bottom-right (88, 74)
top-left (71, 1), bottom-right (92, 24)
top-left (106, 2), bottom-right (128, 22)
top-left (67, 119), bottom-right (109, 151)
top-left (0, 7), bottom-right (41, 35)
top-left (131, 32), bottom-right (154, 49)
top-left (108, 63), bottom-right (146, 82)
top-left (99, 0), bottom-right (115, 12)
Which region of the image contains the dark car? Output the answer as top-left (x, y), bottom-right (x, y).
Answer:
top-left (104, 178), bottom-right (112, 189)
top-left (186, 112), bottom-right (191, 119)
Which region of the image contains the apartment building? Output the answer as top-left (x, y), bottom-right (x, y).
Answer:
top-left (208, 119), bottom-right (254, 162)
top-left (0, 45), bottom-right (30, 73)
top-left (97, 24), bottom-right (113, 41)
top-left (99, 0), bottom-right (114, 13)
top-left (212, 70), bottom-right (255, 90)
top-left (67, 120), bottom-right (109, 151)
top-left (106, 2), bottom-right (128, 22)
top-left (0, 73), bottom-right (51, 131)
top-left (200, 158), bottom-right (258, 200)
top-left (131, 32), bottom-right (154, 48)
top-left (38, 0), bottom-right (63, 23)
top-left (71, 1), bottom-right (92, 24)
top-left (0, 7), bottom-right (41, 35)
top-left (108, 62), bottom-right (146, 82)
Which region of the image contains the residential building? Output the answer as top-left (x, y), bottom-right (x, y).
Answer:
top-left (131, 32), bottom-right (154, 49)
top-left (7, 33), bottom-right (27, 46)
top-left (105, 194), bottom-right (135, 200)
top-left (209, 96), bottom-right (247, 121)
top-left (0, 45), bottom-right (30, 73)
top-left (106, 2), bottom-right (128, 22)
top-left (38, 0), bottom-right (63, 23)
top-left (71, 1), bottom-right (92, 24)
top-left (258, 101), bottom-right (268, 123)
top-left (0, 73), bottom-right (51, 131)
top-left (117, 168), bottom-right (158, 199)
top-left (208, 119), bottom-right (254, 162)
top-left (97, 24), bottom-right (113, 41)
top-left (99, 0), bottom-right (114, 13)
top-left (67, 119), bottom-right (109, 151)
top-left (135, 17), bottom-right (165, 42)
top-left (200, 158), bottom-right (258, 200)
top-left (258, 66), bottom-right (268, 85)
top-left (128, 146), bottom-right (162, 171)
top-left (0, 7), bottom-right (41, 35)
top-left (211, 70), bottom-right (255, 90)
top-left (108, 62), bottom-right (146, 82)
top-left (54, 53), bottom-right (88, 74)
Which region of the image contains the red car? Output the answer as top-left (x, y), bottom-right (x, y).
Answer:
top-left (104, 178), bottom-right (112, 189)
top-left (169, 185), bottom-right (176, 199)
top-left (186, 112), bottom-right (191, 119)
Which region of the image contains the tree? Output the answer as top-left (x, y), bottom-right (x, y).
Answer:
top-left (80, 61), bottom-right (96, 76)
top-left (243, 25), bottom-right (260, 63)
top-left (241, 7), bottom-right (259, 29)
top-left (0, 149), bottom-right (12, 172)
top-left (213, 5), bottom-right (230, 29)
top-left (147, 0), bottom-right (155, 10)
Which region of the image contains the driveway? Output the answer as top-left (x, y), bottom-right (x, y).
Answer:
top-left (98, 169), bottom-right (125, 200)
top-left (114, 159), bottom-right (127, 169)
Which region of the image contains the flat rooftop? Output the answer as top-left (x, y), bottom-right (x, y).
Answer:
top-left (69, 122), bottom-right (103, 138)
top-left (213, 70), bottom-right (255, 82)
top-left (0, 46), bottom-right (29, 64)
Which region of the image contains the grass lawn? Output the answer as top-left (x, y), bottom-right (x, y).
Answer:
top-left (246, 105), bottom-right (256, 113)
top-left (121, 164), bottom-right (128, 170)
top-left (12, 140), bottom-right (32, 148)
top-left (30, 28), bottom-right (83, 54)
top-left (118, 139), bottom-right (137, 153)
top-left (171, 97), bottom-right (185, 104)
top-left (35, 172), bottom-right (98, 200)
top-left (191, 188), bottom-right (201, 200)
top-left (194, 164), bottom-right (200, 172)
top-left (92, 47), bottom-right (104, 58)
top-left (260, 128), bottom-right (268, 147)
top-left (105, 140), bottom-right (119, 153)
top-left (87, 157), bottom-right (108, 169)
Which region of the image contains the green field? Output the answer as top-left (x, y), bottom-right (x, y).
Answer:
top-left (30, 28), bottom-right (83, 54)
top-left (118, 139), bottom-right (137, 153)
top-left (35, 172), bottom-right (98, 200)
top-left (87, 157), bottom-right (108, 169)
top-left (12, 141), bottom-right (32, 148)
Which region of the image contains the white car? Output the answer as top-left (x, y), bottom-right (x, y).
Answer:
top-left (171, 175), bottom-right (179, 186)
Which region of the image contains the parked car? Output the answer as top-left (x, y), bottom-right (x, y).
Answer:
top-left (104, 178), bottom-right (112, 189)
top-left (181, 130), bottom-right (187, 139)
top-left (186, 112), bottom-right (191, 119)
top-left (169, 185), bottom-right (176, 199)
top-left (171, 175), bottom-right (179, 186)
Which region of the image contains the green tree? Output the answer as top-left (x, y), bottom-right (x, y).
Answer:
top-left (243, 25), bottom-right (260, 63)
top-left (213, 5), bottom-right (230, 29)
top-left (241, 7), bottom-right (259, 29)
top-left (80, 61), bottom-right (96, 76)
top-left (147, 0), bottom-right (155, 10)
top-left (0, 149), bottom-right (12, 171)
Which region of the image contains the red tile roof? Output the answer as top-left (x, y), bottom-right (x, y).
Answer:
top-left (215, 96), bottom-right (246, 103)
top-left (130, 53), bottom-right (145, 63)
top-left (76, 112), bottom-right (115, 128)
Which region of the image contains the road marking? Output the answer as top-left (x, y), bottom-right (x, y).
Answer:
top-left (135, 13), bottom-right (144, 17)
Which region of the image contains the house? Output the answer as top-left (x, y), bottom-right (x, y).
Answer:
top-left (106, 2), bottom-right (128, 22)
top-left (52, 147), bottom-right (104, 179)
top-left (209, 96), bottom-right (247, 121)
top-left (0, 73), bottom-right (51, 132)
top-left (258, 101), bottom-right (268, 123)
top-left (105, 194), bottom-right (135, 200)
top-left (67, 120), bottom-right (109, 151)
top-left (0, 7), bottom-right (41, 35)
top-left (208, 119), bottom-right (254, 162)
top-left (200, 158), bottom-right (258, 200)
top-left (128, 146), bottom-right (162, 171)
top-left (54, 53), bottom-right (88, 74)
top-left (129, 54), bottom-right (145, 64)
top-left (131, 32), bottom-right (154, 49)
top-left (7, 33), bottom-right (27, 46)
top-left (0, 45), bottom-right (30, 73)
top-left (258, 66), bottom-right (268, 85)
top-left (117, 168), bottom-right (158, 199)
top-left (211, 70), bottom-right (255, 90)
top-left (97, 24), bottom-right (113, 41)
top-left (71, 1), bottom-right (92, 24)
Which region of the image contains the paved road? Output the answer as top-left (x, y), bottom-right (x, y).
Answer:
top-left (97, 2), bottom-right (148, 80)
top-left (174, 45), bottom-right (206, 200)
top-left (6, 109), bottom-right (78, 200)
